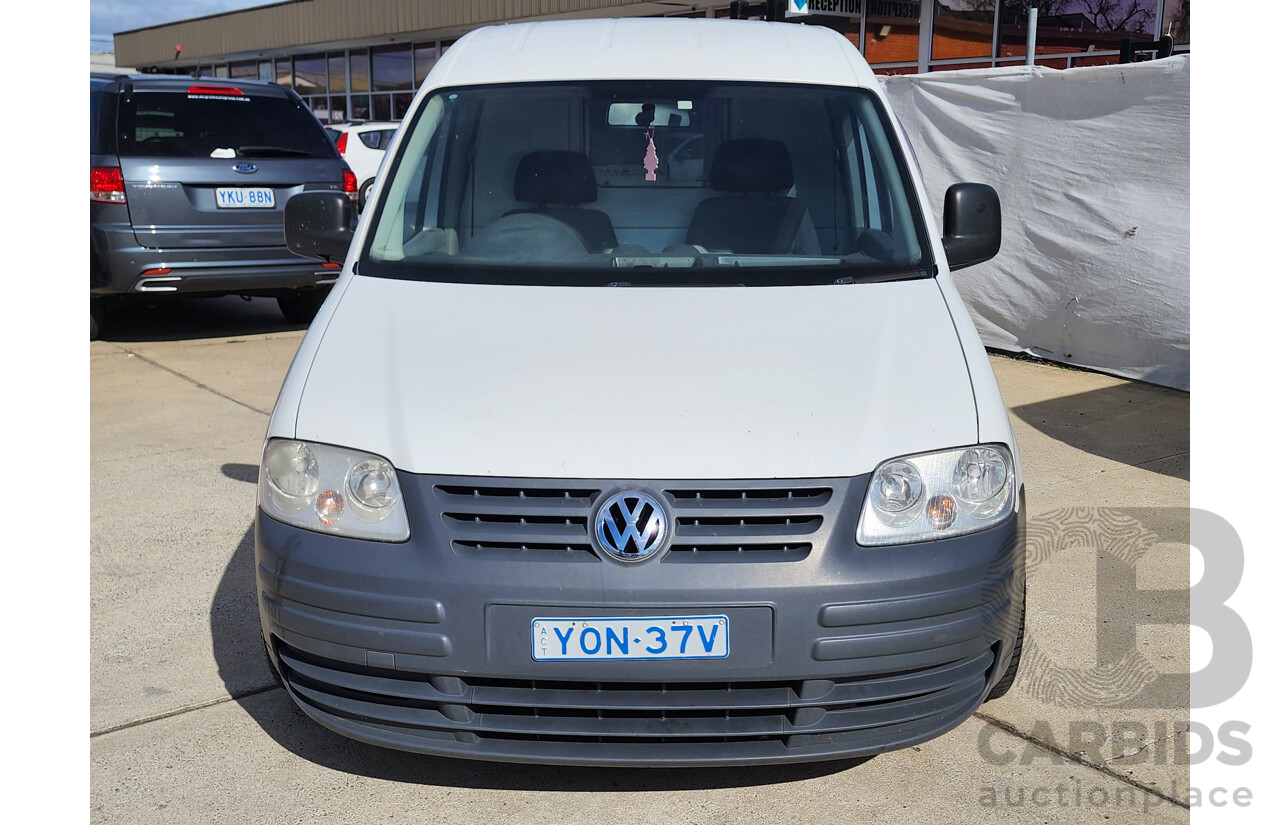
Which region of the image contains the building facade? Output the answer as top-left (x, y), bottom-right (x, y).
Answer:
top-left (113, 0), bottom-right (1191, 124)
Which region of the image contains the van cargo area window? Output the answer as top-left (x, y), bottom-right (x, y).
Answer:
top-left (362, 81), bottom-right (932, 287)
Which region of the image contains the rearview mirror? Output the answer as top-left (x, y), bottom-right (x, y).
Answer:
top-left (285, 191), bottom-right (356, 263)
top-left (942, 183), bottom-right (1001, 270)
top-left (607, 101), bottom-right (693, 128)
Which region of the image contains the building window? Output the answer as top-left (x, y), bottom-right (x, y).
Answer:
top-left (370, 94), bottom-right (415, 120)
top-left (414, 44), bottom-right (438, 87)
top-left (372, 46), bottom-right (413, 91)
top-left (275, 58), bottom-right (291, 88)
top-left (1163, 0), bottom-right (1190, 44)
top-left (294, 54), bottom-right (327, 97)
top-left (864, 2), bottom-right (922, 67)
top-left (997, 0), bottom-right (1162, 67)
top-left (328, 53), bottom-right (347, 95)
top-left (932, 1), bottom-right (995, 62)
top-left (350, 49), bottom-right (371, 93)
top-left (369, 45), bottom-right (414, 121)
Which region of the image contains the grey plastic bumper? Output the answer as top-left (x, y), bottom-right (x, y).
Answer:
top-left (255, 473), bottom-right (1026, 766)
top-left (90, 222), bottom-right (335, 296)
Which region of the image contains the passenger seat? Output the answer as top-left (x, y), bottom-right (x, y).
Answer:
top-left (685, 139), bottom-right (820, 255)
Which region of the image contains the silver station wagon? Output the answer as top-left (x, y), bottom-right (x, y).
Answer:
top-left (90, 73), bottom-right (357, 337)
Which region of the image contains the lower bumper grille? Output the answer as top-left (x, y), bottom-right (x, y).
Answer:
top-left (274, 641), bottom-right (994, 763)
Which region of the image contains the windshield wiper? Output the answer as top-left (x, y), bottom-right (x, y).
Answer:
top-left (235, 145), bottom-right (313, 158)
top-left (832, 268), bottom-right (930, 285)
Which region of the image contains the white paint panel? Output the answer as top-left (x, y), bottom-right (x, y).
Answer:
top-left (289, 277), bottom-right (979, 479)
top-left (427, 19), bottom-right (880, 91)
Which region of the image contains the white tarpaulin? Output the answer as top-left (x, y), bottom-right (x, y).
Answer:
top-left (881, 57), bottom-right (1190, 390)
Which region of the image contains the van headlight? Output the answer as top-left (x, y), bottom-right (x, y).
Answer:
top-left (260, 439), bottom-right (410, 541)
top-left (856, 445), bottom-right (1014, 546)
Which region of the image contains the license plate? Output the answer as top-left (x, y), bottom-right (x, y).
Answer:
top-left (215, 187), bottom-right (275, 208)
top-left (531, 615), bottom-right (729, 661)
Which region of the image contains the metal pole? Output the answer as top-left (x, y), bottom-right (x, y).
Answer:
top-left (1026, 7), bottom-right (1038, 66)
top-left (917, 0), bottom-right (934, 74)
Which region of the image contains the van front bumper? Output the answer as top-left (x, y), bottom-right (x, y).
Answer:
top-left (255, 473), bottom-right (1025, 766)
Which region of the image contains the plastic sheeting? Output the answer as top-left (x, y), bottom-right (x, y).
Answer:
top-left (881, 57), bottom-right (1190, 390)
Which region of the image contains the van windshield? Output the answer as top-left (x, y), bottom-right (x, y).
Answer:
top-left (362, 81), bottom-right (932, 287)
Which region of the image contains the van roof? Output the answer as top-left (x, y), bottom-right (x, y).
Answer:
top-left (427, 18), bottom-right (878, 91)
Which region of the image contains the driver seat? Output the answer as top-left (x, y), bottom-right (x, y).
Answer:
top-left (506, 151), bottom-right (618, 253)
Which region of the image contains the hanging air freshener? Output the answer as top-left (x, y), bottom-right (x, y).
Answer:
top-left (643, 127), bottom-right (659, 182)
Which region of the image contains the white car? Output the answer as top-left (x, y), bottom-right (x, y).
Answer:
top-left (326, 121), bottom-right (399, 209)
top-left (265, 17), bottom-right (1024, 767)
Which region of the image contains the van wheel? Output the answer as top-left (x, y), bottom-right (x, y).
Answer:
top-left (985, 587), bottom-right (1025, 702)
top-left (90, 297), bottom-right (110, 341)
top-left (262, 637), bottom-right (284, 689)
top-left (359, 179), bottom-right (374, 211)
top-left (277, 287), bottom-right (330, 325)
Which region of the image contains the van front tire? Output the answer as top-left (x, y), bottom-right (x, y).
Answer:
top-left (90, 297), bottom-right (111, 341)
top-left (985, 587), bottom-right (1025, 702)
top-left (277, 287), bottom-right (330, 325)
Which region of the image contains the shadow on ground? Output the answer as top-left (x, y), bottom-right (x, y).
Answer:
top-left (210, 522), bottom-right (867, 790)
top-left (222, 463), bottom-right (259, 484)
top-left (1011, 381), bottom-right (1189, 481)
top-left (93, 295), bottom-right (305, 344)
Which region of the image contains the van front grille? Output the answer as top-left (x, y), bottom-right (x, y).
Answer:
top-left (425, 476), bottom-right (849, 562)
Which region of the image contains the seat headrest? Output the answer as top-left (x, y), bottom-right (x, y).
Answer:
top-left (709, 139), bottom-right (794, 194)
top-left (514, 151), bottom-right (599, 205)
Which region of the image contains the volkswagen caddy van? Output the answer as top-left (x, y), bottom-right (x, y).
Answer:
top-left (257, 17), bottom-right (1025, 767)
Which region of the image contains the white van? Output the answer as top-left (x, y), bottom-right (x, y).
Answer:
top-left (259, 17), bottom-right (1024, 766)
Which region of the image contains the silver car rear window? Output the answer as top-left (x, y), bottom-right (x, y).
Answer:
top-left (117, 88), bottom-right (335, 160)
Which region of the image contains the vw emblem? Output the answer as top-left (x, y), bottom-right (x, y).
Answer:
top-left (594, 491), bottom-right (667, 561)
top-left (232, 162), bottom-right (258, 174)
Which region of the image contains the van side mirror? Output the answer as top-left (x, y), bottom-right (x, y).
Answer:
top-left (285, 192), bottom-right (357, 263)
top-left (942, 183), bottom-right (1001, 270)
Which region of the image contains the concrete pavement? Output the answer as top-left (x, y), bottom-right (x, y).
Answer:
top-left (90, 295), bottom-right (1192, 824)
